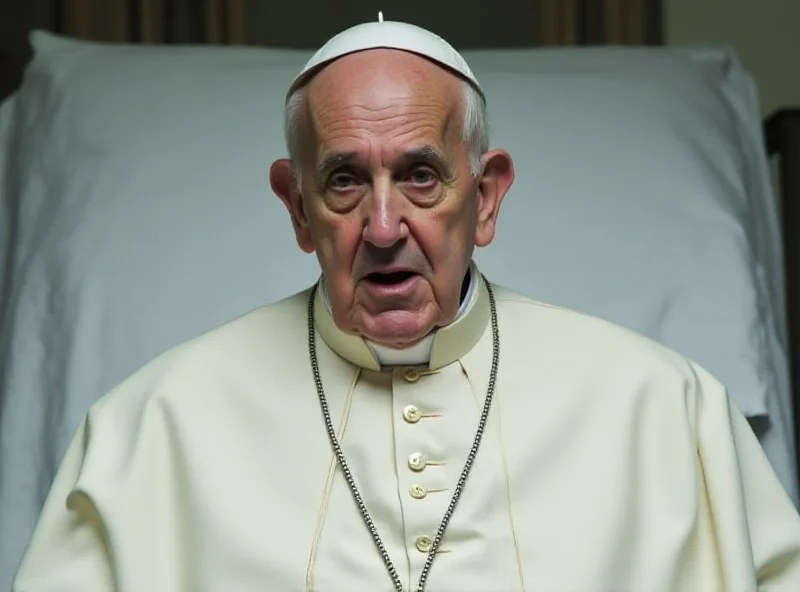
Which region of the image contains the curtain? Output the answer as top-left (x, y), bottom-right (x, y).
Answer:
top-left (57, 0), bottom-right (247, 44)
top-left (4, 0), bottom-right (661, 48)
top-left (0, 0), bottom-right (661, 97)
top-left (537, 0), bottom-right (662, 45)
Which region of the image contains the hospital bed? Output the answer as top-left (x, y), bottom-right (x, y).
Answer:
top-left (1, 31), bottom-right (799, 588)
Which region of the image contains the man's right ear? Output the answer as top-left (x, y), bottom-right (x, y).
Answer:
top-left (270, 159), bottom-right (315, 253)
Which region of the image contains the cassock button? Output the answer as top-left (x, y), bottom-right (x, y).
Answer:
top-left (403, 405), bottom-right (421, 424)
top-left (409, 484), bottom-right (428, 499)
top-left (408, 452), bottom-right (427, 471)
top-left (415, 535), bottom-right (433, 553)
top-left (403, 368), bottom-right (421, 382)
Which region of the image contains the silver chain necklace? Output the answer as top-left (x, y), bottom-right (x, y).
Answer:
top-left (306, 275), bottom-right (500, 592)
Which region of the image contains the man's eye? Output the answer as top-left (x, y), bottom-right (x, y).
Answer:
top-left (407, 168), bottom-right (437, 185)
top-left (329, 174), bottom-right (354, 188)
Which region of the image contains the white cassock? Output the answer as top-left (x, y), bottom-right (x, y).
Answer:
top-left (12, 263), bottom-right (800, 591)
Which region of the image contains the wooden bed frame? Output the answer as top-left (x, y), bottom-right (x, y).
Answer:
top-left (2, 58), bottom-right (800, 482)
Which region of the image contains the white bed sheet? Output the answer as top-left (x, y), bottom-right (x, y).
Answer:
top-left (0, 33), bottom-right (795, 588)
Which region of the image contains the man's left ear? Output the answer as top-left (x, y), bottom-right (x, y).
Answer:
top-left (475, 150), bottom-right (515, 247)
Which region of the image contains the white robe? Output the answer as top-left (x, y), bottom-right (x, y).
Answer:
top-left (13, 269), bottom-right (800, 591)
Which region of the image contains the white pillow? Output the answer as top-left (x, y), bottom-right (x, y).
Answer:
top-left (0, 31), bottom-right (794, 587)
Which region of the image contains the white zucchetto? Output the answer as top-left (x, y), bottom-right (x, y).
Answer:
top-left (286, 18), bottom-right (483, 101)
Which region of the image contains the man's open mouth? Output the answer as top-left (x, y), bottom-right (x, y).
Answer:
top-left (365, 271), bottom-right (417, 285)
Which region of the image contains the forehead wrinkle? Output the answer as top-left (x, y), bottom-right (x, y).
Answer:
top-left (305, 55), bottom-right (463, 169)
top-left (314, 108), bottom-right (450, 163)
top-left (314, 99), bottom-right (452, 131)
top-left (318, 120), bottom-right (446, 166)
top-left (326, 116), bottom-right (443, 141)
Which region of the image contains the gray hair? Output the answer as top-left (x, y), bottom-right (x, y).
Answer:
top-left (283, 79), bottom-right (489, 191)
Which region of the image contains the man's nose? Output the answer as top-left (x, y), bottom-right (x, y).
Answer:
top-left (362, 177), bottom-right (408, 248)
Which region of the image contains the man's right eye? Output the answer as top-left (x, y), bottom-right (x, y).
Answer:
top-left (329, 173), bottom-right (359, 189)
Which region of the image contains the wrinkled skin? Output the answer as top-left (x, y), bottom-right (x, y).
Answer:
top-left (271, 49), bottom-right (514, 349)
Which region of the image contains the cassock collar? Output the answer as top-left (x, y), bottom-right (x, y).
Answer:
top-left (314, 261), bottom-right (490, 371)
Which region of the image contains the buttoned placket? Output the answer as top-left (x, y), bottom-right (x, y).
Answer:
top-left (391, 364), bottom-right (460, 577)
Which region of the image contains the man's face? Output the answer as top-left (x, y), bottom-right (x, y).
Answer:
top-left (272, 49), bottom-right (513, 348)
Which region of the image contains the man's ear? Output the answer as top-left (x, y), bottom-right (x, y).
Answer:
top-left (475, 149), bottom-right (515, 248)
top-left (270, 159), bottom-right (315, 253)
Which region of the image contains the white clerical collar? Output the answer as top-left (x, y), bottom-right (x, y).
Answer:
top-left (315, 261), bottom-right (489, 371)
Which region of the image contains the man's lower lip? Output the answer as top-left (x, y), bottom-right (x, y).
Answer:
top-left (363, 275), bottom-right (420, 294)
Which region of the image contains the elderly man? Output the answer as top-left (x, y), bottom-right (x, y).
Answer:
top-left (12, 19), bottom-right (800, 592)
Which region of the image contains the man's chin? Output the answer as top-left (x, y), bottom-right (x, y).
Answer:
top-left (358, 310), bottom-right (435, 349)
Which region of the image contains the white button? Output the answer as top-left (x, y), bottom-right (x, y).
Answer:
top-left (408, 452), bottom-right (427, 471)
top-left (403, 368), bottom-right (421, 382)
top-left (415, 535), bottom-right (433, 553)
top-left (403, 405), bottom-right (421, 423)
top-left (409, 484), bottom-right (428, 499)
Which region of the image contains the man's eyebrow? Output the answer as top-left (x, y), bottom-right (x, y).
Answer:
top-left (315, 146), bottom-right (450, 178)
top-left (404, 146), bottom-right (455, 182)
top-left (316, 151), bottom-right (357, 177)
top-left (403, 146), bottom-right (450, 169)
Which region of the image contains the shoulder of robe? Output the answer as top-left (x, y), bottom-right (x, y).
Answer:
top-left (84, 287), bottom-right (314, 426)
top-left (489, 284), bottom-right (726, 422)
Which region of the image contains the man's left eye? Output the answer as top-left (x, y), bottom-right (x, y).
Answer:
top-left (407, 169), bottom-right (436, 184)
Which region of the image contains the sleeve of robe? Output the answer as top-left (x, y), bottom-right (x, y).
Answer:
top-left (11, 418), bottom-right (116, 592)
top-left (694, 363), bottom-right (800, 589)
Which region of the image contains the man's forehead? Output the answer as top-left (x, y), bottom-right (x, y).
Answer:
top-left (303, 52), bottom-right (461, 155)
top-left (305, 49), bottom-right (461, 111)
top-left (309, 95), bottom-right (459, 170)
